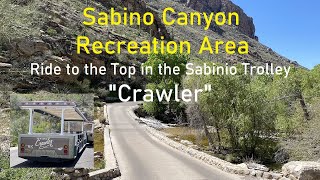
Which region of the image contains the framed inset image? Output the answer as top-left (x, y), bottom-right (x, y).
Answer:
top-left (10, 94), bottom-right (94, 169)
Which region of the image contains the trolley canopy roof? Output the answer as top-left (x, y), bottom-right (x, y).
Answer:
top-left (19, 101), bottom-right (89, 122)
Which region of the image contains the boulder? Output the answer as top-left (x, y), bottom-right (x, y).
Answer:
top-left (274, 148), bottom-right (290, 164)
top-left (94, 151), bottom-right (103, 159)
top-left (94, 151), bottom-right (103, 157)
top-left (255, 170), bottom-right (263, 177)
top-left (62, 174), bottom-right (71, 180)
top-left (0, 63), bottom-right (12, 68)
top-left (250, 169), bottom-right (257, 176)
top-left (63, 168), bottom-right (75, 173)
top-left (73, 169), bottom-right (89, 177)
top-left (236, 163), bottom-right (250, 175)
top-left (16, 39), bottom-right (49, 56)
top-left (180, 140), bottom-right (193, 146)
top-left (271, 172), bottom-right (284, 179)
top-left (50, 171), bottom-right (58, 178)
top-left (53, 168), bottom-right (64, 173)
top-left (237, 163), bottom-right (248, 168)
top-left (247, 162), bottom-right (270, 172)
top-left (282, 161), bottom-right (320, 180)
top-left (262, 172), bottom-right (273, 179)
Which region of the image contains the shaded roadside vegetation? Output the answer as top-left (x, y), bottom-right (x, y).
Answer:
top-left (93, 128), bottom-right (105, 169)
top-left (93, 104), bottom-right (106, 169)
top-left (139, 53), bottom-right (320, 168)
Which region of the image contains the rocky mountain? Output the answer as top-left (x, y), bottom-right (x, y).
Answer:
top-left (184, 0), bottom-right (256, 39)
top-left (0, 0), bottom-right (300, 93)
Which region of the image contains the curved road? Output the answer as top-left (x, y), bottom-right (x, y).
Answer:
top-left (109, 102), bottom-right (243, 180)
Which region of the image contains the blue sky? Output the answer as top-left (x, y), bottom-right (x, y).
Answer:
top-left (232, 0), bottom-right (320, 69)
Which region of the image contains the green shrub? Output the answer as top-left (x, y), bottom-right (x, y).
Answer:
top-left (0, 151), bottom-right (52, 180)
top-left (46, 27), bottom-right (58, 36)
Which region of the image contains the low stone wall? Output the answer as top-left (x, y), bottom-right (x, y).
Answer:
top-left (51, 168), bottom-right (90, 180)
top-left (127, 107), bottom-right (251, 176)
top-left (129, 106), bottom-right (320, 180)
top-left (51, 167), bottom-right (121, 180)
top-left (282, 161), bottom-right (320, 180)
top-left (103, 127), bottom-right (118, 170)
top-left (142, 124), bottom-right (288, 179)
top-left (144, 125), bottom-right (251, 174)
top-left (89, 168), bottom-right (120, 180)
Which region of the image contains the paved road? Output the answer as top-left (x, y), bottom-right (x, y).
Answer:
top-left (109, 102), bottom-right (243, 180)
top-left (10, 145), bottom-right (93, 168)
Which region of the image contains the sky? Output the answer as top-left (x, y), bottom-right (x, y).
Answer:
top-left (232, 0), bottom-right (320, 69)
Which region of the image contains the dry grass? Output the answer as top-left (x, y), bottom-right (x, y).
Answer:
top-left (94, 128), bottom-right (105, 169)
top-left (93, 105), bottom-right (105, 169)
top-left (162, 127), bottom-right (209, 148)
top-left (94, 106), bottom-right (104, 120)
top-left (94, 129), bottom-right (104, 153)
top-left (93, 106), bottom-right (105, 169)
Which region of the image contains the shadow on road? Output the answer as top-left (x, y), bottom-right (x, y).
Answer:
top-left (11, 145), bottom-right (93, 168)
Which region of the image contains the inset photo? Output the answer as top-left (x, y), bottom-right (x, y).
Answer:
top-left (10, 94), bottom-right (94, 168)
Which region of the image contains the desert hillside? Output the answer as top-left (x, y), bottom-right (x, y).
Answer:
top-left (0, 0), bottom-right (300, 94)
top-left (2, 1), bottom-right (320, 179)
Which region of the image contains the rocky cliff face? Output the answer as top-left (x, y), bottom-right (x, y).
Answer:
top-left (97, 0), bottom-right (171, 39)
top-left (0, 0), bottom-right (299, 93)
top-left (0, 0), bottom-right (148, 93)
top-left (184, 0), bottom-right (256, 38)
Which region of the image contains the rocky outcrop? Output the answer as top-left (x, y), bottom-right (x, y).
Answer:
top-left (282, 161), bottom-right (320, 180)
top-left (0, 0), bottom-right (148, 92)
top-left (274, 148), bottom-right (290, 164)
top-left (51, 168), bottom-right (90, 180)
top-left (185, 0), bottom-right (256, 38)
top-left (15, 38), bottom-right (49, 56)
top-left (89, 168), bottom-right (121, 180)
top-left (44, 55), bottom-right (78, 82)
top-left (124, 0), bottom-right (170, 39)
top-left (98, 0), bottom-right (171, 40)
